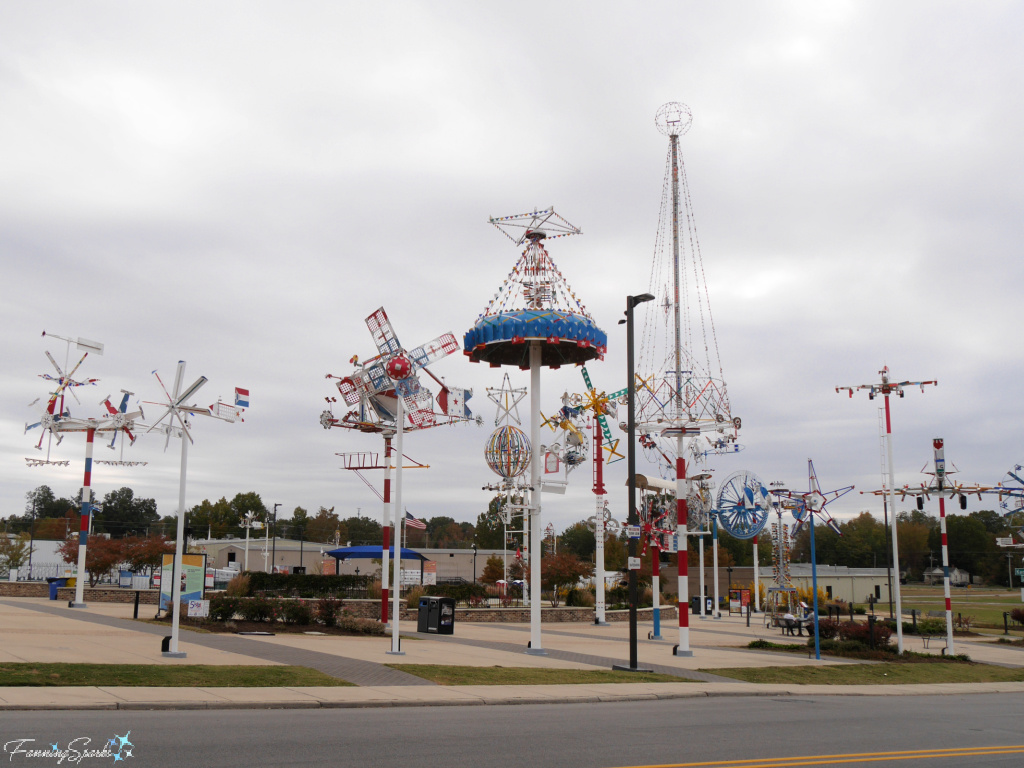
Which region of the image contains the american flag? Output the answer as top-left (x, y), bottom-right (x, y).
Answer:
top-left (404, 511), bottom-right (426, 529)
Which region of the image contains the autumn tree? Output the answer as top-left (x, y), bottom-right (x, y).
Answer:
top-left (122, 535), bottom-right (175, 575)
top-left (57, 537), bottom-right (125, 587)
top-left (305, 507), bottom-right (344, 544)
top-left (0, 533), bottom-right (33, 572)
top-left (480, 555), bottom-right (505, 584)
top-left (541, 552), bottom-right (593, 607)
top-left (559, 520), bottom-right (596, 561)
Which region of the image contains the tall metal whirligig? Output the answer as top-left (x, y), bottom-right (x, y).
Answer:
top-left (837, 366), bottom-right (936, 653)
top-left (25, 332), bottom-right (142, 608)
top-left (323, 307), bottom-right (474, 628)
top-left (145, 360), bottom-right (247, 657)
top-left (863, 439), bottom-right (990, 655)
top-left (577, 365), bottom-right (626, 625)
top-left (327, 307), bottom-right (471, 654)
top-left (465, 208), bottom-right (607, 654)
top-left (635, 103), bottom-right (741, 657)
top-left (777, 461), bottom-right (853, 661)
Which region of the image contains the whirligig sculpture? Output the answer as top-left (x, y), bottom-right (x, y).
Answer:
top-left (465, 208), bottom-right (607, 654)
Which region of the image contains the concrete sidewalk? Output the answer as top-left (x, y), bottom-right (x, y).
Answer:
top-left (2, 597), bottom-right (1023, 711)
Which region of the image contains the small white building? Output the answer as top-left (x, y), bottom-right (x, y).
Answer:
top-left (922, 566), bottom-right (970, 587)
top-left (789, 564), bottom-right (892, 605)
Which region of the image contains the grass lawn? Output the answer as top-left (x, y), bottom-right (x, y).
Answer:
top-left (899, 585), bottom-right (1024, 628)
top-left (386, 665), bottom-right (686, 685)
top-left (0, 663), bottom-right (353, 687)
top-left (701, 662), bottom-right (1024, 686)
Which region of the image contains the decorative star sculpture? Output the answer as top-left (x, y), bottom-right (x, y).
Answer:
top-left (486, 372), bottom-right (527, 427)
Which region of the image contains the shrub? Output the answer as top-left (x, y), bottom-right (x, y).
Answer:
top-left (404, 586), bottom-right (425, 608)
top-left (239, 596), bottom-right (275, 622)
top-left (565, 588), bottom-right (595, 607)
top-left (917, 617), bottom-right (946, 635)
top-left (853, 606), bottom-right (866, 615)
top-left (1010, 607), bottom-right (1024, 625)
top-left (817, 618), bottom-right (839, 640)
top-left (225, 573), bottom-right (251, 597)
top-left (281, 600), bottom-right (313, 626)
top-left (337, 614), bottom-right (387, 635)
top-left (246, 572), bottom-right (367, 597)
top-left (838, 619), bottom-right (892, 646)
top-left (315, 597), bottom-right (343, 627)
top-left (209, 595), bottom-right (240, 621)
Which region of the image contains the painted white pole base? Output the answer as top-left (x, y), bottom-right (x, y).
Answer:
top-left (385, 651), bottom-right (406, 656)
top-left (673, 647), bottom-right (694, 657)
top-left (68, 602), bottom-right (87, 609)
top-left (162, 651), bottom-right (187, 659)
top-left (595, 621), bottom-right (611, 627)
top-left (525, 647), bottom-right (548, 656)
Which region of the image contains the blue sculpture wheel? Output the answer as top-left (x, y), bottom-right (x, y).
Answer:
top-left (716, 469), bottom-right (770, 540)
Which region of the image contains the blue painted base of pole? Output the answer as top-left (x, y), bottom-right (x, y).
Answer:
top-left (652, 607), bottom-right (661, 638)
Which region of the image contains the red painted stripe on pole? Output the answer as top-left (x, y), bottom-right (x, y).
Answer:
top-left (945, 598), bottom-right (951, 610)
top-left (884, 396), bottom-right (892, 433)
top-left (941, 534), bottom-right (948, 546)
top-left (678, 603), bottom-right (688, 627)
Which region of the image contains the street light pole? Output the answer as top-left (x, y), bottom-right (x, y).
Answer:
top-left (615, 292), bottom-right (654, 673)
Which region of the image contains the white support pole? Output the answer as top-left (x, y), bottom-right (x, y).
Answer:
top-left (595, 497), bottom-right (607, 625)
top-left (753, 535), bottom-right (761, 612)
top-left (712, 514), bottom-right (721, 619)
top-left (883, 394), bottom-right (905, 654)
top-left (698, 533), bottom-right (706, 618)
top-left (388, 400), bottom-right (405, 655)
top-left (381, 434), bottom-right (393, 625)
top-left (71, 428), bottom-right (96, 608)
top-left (243, 522), bottom-right (250, 572)
top-left (164, 429), bottom-right (189, 658)
top-left (527, 342), bottom-right (545, 654)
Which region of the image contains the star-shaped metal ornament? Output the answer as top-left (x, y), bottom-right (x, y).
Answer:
top-left (486, 372), bottom-right (527, 426)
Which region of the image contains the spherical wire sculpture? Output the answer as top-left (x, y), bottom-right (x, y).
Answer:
top-left (485, 424), bottom-right (532, 479)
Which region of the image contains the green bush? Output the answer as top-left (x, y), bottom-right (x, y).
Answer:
top-left (280, 600), bottom-right (313, 625)
top-left (209, 595), bottom-right (240, 621)
top-left (315, 597), bottom-right (343, 627)
top-left (565, 588), bottom-right (595, 607)
top-left (1010, 607), bottom-right (1024, 625)
top-left (917, 617), bottom-right (947, 635)
top-left (238, 596), bottom-right (275, 622)
top-left (246, 572), bottom-right (368, 597)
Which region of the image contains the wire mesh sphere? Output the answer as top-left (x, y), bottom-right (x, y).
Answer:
top-left (485, 425), bottom-right (532, 479)
top-left (385, 354), bottom-right (413, 380)
top-left (655, 102), bottom-right (693, 137)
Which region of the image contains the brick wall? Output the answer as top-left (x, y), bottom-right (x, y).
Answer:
top-left (0, 582), bottom-right (49, 598)
top-left (55, 588), bottom-right (160, 604)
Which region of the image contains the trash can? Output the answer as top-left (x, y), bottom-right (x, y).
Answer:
top-left (417, 596), bottom-right (456, 634)
top-left (47, 578), bottom-right (67, 600)
top-left (690, 596), bottom-right (701, 615)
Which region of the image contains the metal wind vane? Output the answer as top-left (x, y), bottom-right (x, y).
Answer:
top-left (145, 360), bottom-right (247, 658)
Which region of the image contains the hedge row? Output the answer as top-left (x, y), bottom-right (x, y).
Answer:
top-left (208, 594), bottom-right (385, 634)
top-left (244, 572), bottom-right (370, 596)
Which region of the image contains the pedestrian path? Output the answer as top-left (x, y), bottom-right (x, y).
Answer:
top-left (3, 597), bottom-right (1024, 712)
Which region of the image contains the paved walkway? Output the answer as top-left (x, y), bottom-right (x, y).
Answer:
top-left (2, 597), bottom-right (1023, 711)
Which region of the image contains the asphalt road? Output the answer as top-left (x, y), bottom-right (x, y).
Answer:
top-left (2, 693), bottom-right (1022, 767)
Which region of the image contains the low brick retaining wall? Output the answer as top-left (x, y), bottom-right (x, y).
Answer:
top-left (341, 599), bottom-right (677, 623)
top-left (0, 582), bottom-right (49, 598)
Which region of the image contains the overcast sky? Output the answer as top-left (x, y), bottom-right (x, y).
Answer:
top-left (3, 2), bottom-right (1022, 539)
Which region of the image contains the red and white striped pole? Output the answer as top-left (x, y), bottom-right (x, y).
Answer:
top-left (380, 434), bottom-right (393, 624)
top-left (675, 437), bottom-right (692, 656)
top-left (934, 438), bottom-right (955, 654)
top-left (70, 427), bottom-right (95, 608)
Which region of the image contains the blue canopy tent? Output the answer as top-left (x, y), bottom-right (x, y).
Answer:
top-left (325, 545), bottom-right (428, 580)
